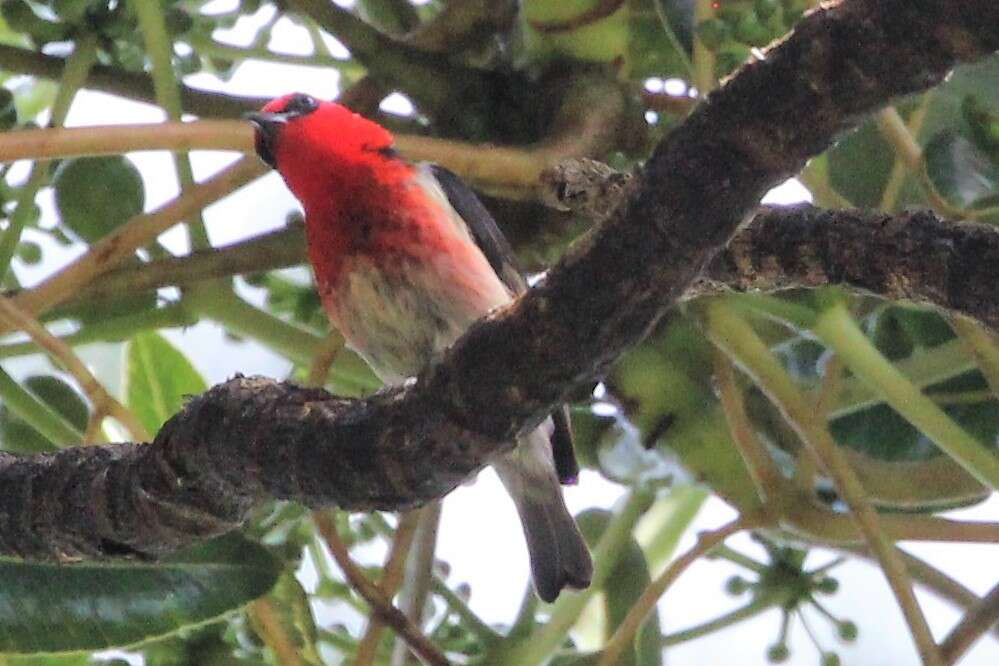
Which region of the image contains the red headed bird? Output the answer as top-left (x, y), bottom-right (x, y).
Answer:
top-left (248, 93), bottom-right (592, 602)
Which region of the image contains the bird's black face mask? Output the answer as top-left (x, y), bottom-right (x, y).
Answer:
top-left (245, 93), bottom-right (320, 169)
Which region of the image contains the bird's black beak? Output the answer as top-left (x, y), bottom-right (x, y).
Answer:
top-left (245, 111), bottom-right (286, 169)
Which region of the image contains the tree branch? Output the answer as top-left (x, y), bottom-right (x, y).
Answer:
top-left (0, 44), bottom-right (266, 118)
top-left (940, 582), bottom-right (999, 664)
top-left (0, 0), bottom-right (996, 561)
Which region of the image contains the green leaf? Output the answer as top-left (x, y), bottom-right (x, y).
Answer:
top-left (0, 534), bottom-right (282, 654)
top-left (826, 119), bottom-right (897, 207)
top-left (125, 332), bottom-right (208, 434)
top-left (0, 375), bottom-right (88, 453)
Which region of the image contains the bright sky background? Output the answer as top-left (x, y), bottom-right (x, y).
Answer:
top-left (5, 2), bottom-right (998, 664)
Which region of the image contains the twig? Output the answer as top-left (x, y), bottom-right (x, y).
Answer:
top-left (307, 333), bottom-right (347, 388)
top-left (0, 297), bottom-right (150, 441)
top-left (0, 43), bottom-right (266, 117)
top-left (713, 347), bottom-right (784, 507)
top-left (875, 107), bottom-right (968, 219)
top-left (392, 502), bottom-right (442, 666)
top-left (354, 510), bottom-right (421, 666)
top-left (878, 96), bottom-right (932, 211)
top-left (248, 597), bottom-right (304, 666)
top-left (312, 513), bottom-right (450, 666)
top-left (4, 157), bottom-right (267, 333)
top-left (597, 516), bottom-right (758, 666)
top-left (0, 121), bottom-right (249, 162)
top-left (844, 545), bottom-right (994, 637)
top-left (950, 316), bottom-right (999, 399)
top-left (941, 583), bottom-right (999, 665)
top-left (0, 121), bottom-right (581, 190)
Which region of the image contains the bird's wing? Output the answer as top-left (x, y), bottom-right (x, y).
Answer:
top-left (423, 163), bottom-right (580, 485)
top-left (424, 163), bottom-right (528, 296)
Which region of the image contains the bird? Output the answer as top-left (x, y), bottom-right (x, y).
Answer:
top-left (247, 93), bottom-right (592, 602)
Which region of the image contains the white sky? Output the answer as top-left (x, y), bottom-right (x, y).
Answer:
top-left (4, 2), bottom-right (997, 664)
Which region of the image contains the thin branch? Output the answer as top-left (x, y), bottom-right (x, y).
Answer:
top-left (0, 297), bottom-right (150, 441)
top-left (248, 597), bottom-right (304, 666)
top-left (0, 43), bottom-right (266, 118)
top-left (842, 544), bottom-right (999, 642)
top-left (597, 517), bottom-right (759, 666)
top-left (3, 157), bottom-right (267, 333)
top-left (354, 511), bottom-right (421, 666)
top-left (391, 502), bottom-right (442, 666)
top-left (306, 333), bottom-right (347, 389)
top-left (713, 347), bottom-right (784, 507)
top-left (941, 583), bottom-right (999, 665)
top-left (283, 0), bottom-right (519, 125)
top-left (312, 513), bottom-right (450, 666)
top-left (0, 119), bottom-right (600, 190)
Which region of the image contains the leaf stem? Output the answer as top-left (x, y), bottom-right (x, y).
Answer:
top-left (598, 516), bottom-right (758, 666)
top-left (247, 597), bottom-right (305, 666)
top-left (0, 364), bottom-right (82, 446)
top-left (0, 297), bottom-right (149, 441)
top-left (814, 303), bottom-right (999, 489)
top-left (662, 591), bottom-right (785, 646)
top-left (692, 0), bottom-right (717, 95)
top-left (708, 302), bottom-right (944, 666)
top-left (134, 0), bottom-right (210, 249)
top-left (0, 304), bottom-right (194, 359)
top-left (0, 32), bottom-right (98, 280)
top-left (185, 286), bottom-right (323, 365)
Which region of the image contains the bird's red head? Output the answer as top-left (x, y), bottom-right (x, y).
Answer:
top-left (247, 93), bottom-right (402, 212)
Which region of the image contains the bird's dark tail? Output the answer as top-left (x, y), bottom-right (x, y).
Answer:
top-left (493, 428), bottom-right (593, 603)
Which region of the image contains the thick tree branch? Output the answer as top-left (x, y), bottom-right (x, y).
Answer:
top-left (0, 0), bottom-right (997, 560)
top-left (702, 206), bottom-right (999, 330)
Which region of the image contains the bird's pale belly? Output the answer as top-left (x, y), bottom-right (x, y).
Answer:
top-left (324, 254), bottom-right (510, 385)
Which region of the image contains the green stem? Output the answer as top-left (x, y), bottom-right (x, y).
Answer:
top-left (494, 489), bottom-right (656, 666)
top-left (0, 304), bottom-right (194, 359)
top-left (950, 316), bottom-right (999, 398)
top-left (707, 303), bottom-right (943, 666)
top-left (710, 544), bottom-right (768, 574)
top-left (662, 591), bottom-right (786, 646)
top-left (814, 303), bottom-right (999, 489)
top-left (639, 486), bottom-right (709, 571)
top-left (727, 293), bottom-right (818, 329)
top-left (186, 32), bottom-right (361, 73)
top-left (0, 33), bottom-right (98, 280)
top-left (430, 577), bottom-right (501, 646)
top-left (134, 1), bottom-right (210, 250)
top-left (0, 365), bottom-right (82, 446)
top-left (185, 284), bottom-right (323, 365)
top-left (692, 0), bottom-right (717, 94)
top-left (830, 339), bottom-right (974, 419)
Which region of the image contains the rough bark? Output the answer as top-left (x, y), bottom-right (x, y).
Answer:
top-left (1, 0), bottom-right (998, 560)
top-left (706, 206), bottom-right (999, 329)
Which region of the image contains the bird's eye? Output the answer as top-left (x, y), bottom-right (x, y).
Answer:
top-left (283, 94), bottom-right (319, 117)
